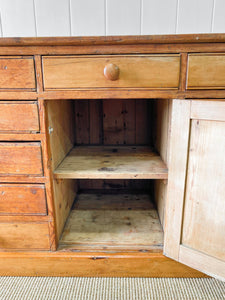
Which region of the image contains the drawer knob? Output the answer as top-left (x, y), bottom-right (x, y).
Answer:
top-left (104, 63), bottom-right (120, 81)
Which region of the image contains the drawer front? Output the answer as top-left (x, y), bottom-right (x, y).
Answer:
top-left (0, 184), bottom-right (47, 215)
top-left (42, 55), bottom-right (180, 90)
top-left (0, 57), bottom-right (36, 89)
top-left (0, 222), bottom-right (50, 250)
top-left (0, 101), bottom-right (39, 132)
top-left (187, 54), bottom-right (225, 89)
top-left (0, 142), bottom-right (43, 176)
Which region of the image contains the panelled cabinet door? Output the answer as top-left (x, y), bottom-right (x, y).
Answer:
top-left (164, 99), bottom-right (225, 281)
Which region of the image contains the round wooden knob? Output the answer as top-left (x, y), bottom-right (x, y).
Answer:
top-left (104, 63), bottom-right (120, 81)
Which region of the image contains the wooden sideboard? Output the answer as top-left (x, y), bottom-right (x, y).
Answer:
top-left (0, 34), bottom-right (224, 279)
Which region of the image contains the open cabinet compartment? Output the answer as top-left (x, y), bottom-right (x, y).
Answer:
top-left (46, 99), bottom-right (171, 252)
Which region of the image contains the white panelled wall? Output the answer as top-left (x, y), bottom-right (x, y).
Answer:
top-left (0, 0), bottom-right (224, 37)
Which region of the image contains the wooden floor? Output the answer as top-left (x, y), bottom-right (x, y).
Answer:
top-left (54, 146), bottom-right (168, 179)
top-left (59, 192), bottom-right (164, 251)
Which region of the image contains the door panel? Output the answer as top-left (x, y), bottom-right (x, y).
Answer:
top-left (164, 100), bottom-right (225, 281)
top-left (182, 119), bottom-right (225, 261)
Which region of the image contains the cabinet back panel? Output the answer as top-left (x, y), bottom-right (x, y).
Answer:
top-left (79, 179), bottom-right (152, 192)
top-left (74, 99), bottom-right (152, 145)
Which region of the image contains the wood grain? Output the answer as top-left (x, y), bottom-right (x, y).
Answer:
top-left (36, 98), bottom-right (57, 250)
top-left (2, 43), bottom-right (225, 57)
top-left (182, 119), bottom-right (225, 261)
top-left (0, 214), bottom-right (51, 223)
top-left (0, 142), bottom-right (43, 176)
top-left (46, 100), bottom-right (77, 242)
top-left (1, 34), bottom-right (225, 46)
top-left (163, 100), bottom-right (191, 260)
top-left (0, 222), bottom-right (50, 250)
top-left (104, 63), bottom-right (120, 81)
top-left (0, 57), bottom-right (36, 89)
top-left (40, 89), bottom-right (225, 100)
top-left (191, 99), bottom-right (225, 121)
top-left (75, 100), bottom-right (90, 144)
top-left (0, 35), bottom-right (224, 278)
top-left (0, 101), bottom-right (39, 132)
top-left (0, 92), bottom-right (37, 100)
top-left (0, 184), bottom-right (47, 215)
top-left (59, 192), bottom-right (163, 251)
top-left (0, 251), bottom-right (206, 277)
top-left (54, 146), bottom-right (168, 179)
top-left (53, 179), bottom-right (78, 241)
top-left (0, 133), bottom-right (45, 142)
top-left (179, 246), bottom-right (225, 282)
top-left (89, 100), bottom-right (103, 144)
top-left (187, 54), bottom-right (225, 89)
top-left (154, 99), bottom-right (172, 230)
top-left (135, 100), bottom-right (151, 144)
top-left (103, 99), bottom-right (135, 145)
top-left (46, 100), bottom-right (75, 170)
top-left (74, 99), bottom-right (150, 145)
top-left (180, 53), bottom-right (188, 90)
top-left (0, 176), bottom-right (46, 184)
top-left (34, 56), bottom-right (44, 93)
top-left (42, 55), bottom-right (180, 90)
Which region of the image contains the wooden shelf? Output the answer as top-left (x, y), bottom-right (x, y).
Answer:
top-left (58, 192), bottom-right (164, 251)
top-left (54, 146), bottom-right (168, 179)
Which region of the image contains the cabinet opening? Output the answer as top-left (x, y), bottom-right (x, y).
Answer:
top-left (57, 180), bottom-right (163, 252)
top-left (46, 99), bottom-right (171, 252)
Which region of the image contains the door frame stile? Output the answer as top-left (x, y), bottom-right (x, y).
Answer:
top-left (163, 99), bottom-right (191, 260)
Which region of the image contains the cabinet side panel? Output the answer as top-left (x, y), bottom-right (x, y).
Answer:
top-left (47, 100), bottom-right (75, 170)
top-left (46, 100), bottom-right (77, 241)
top-left (182, 119), bottom-right (225, 261)
top-left (154, 99), bottom-right (171, 230)
top-left (53, 179), bottom-right (78, 241)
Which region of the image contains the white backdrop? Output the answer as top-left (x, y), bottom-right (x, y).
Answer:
top-left (0, 0), bottom-right (224, 37)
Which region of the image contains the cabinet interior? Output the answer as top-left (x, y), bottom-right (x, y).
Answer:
top-left (46, 99), bottom-right (171, 252)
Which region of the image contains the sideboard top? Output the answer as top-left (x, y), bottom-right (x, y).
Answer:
top-left (0, 34), bottom-right (225, 47)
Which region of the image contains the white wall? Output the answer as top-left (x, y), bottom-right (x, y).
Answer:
top-left (0, 0), bottom-right (224, 37)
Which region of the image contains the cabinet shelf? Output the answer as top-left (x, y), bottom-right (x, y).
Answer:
top-left (54, 146), bottom-right (168, 180)
top-left (58, 192), bottom-right (164, 251)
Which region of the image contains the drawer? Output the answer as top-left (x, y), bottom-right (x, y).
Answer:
top-left (0, 142), bottom-right (43, 176)
top-left (42, 55), bottom-right (180, 90)
top-left (187, 54), bottom-right (225, 89)
top-left (0, 101), bottom-right (39, 132)
top-left (0, 57), bottom-right (36, 89)
top-left (0, 184), bottom-right (47, 215)
top-left (0, 222), bottom-right (50, 250)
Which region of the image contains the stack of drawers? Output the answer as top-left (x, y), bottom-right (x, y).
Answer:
top-left (0, 57), bottom-right (50, 250)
